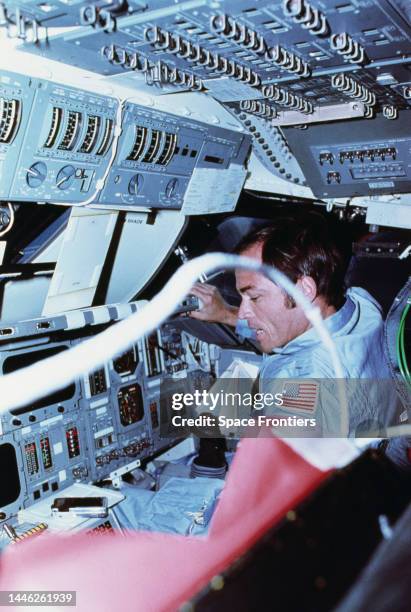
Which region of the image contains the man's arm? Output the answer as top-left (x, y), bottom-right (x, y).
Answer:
top-left (187, 283), bottom-right (239, 326)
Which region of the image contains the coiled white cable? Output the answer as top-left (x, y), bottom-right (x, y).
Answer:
top-left (0, 203), bottom-right (15, 237)
top-left (0, 253), bottom-right (349, 433)
top-left (74, 96), bottom-right (125, 207)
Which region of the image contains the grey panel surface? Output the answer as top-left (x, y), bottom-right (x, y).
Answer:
top-left (0, 276), bottom-right (51, 324)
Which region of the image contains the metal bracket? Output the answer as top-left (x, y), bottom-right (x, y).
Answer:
top-left (270, 102), bottom-right (365, 126)
top-left (109, 459), bottom-right (141, 489)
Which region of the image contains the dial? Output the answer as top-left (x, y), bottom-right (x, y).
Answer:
top-left (128, 174), bottom-right (144, 196)
top-left (26, 162), bottom-right (47, 188)
top-left (165, 178), bottom-right (179, 198)
top-left (56, 165), bottom-right (76, 190)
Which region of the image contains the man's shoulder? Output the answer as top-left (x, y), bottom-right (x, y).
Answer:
top-left (260, 349), bottom-right (338, 380)
top-left (345, 287), bottom-right (383, 327)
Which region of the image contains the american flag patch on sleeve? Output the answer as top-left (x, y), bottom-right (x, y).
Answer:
top-left (280, 381), bottom-right (319, 414)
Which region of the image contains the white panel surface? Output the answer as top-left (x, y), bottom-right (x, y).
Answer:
top-left (106, 210), bottom-right (186, 303)
top-left (42, 208), bottom-right (118, 315)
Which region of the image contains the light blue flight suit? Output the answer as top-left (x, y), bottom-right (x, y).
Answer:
top-left (257, 287), bottom-right (402, 436)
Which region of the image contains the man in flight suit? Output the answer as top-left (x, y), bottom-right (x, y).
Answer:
top-left (188, 213), bottom-right (402, 437)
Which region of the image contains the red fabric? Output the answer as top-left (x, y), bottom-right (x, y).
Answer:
top-left (0, 438), bottom-right (330, 612)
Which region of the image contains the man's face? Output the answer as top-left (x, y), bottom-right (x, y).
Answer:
top-left (235, 243), bottom-right (309, 353)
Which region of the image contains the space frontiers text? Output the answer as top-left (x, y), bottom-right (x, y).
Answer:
top-left (169, 390), bottom-right (318, 429)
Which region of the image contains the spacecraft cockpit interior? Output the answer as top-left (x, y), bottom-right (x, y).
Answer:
top-left (0, 1), bottom-right (410, 610)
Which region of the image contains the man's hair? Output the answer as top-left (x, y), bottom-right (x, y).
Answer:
top-left (234, 211), bottom-right (349, 308)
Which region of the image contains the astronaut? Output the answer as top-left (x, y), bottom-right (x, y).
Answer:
top-left (188, 212), bottom-right (401, 436)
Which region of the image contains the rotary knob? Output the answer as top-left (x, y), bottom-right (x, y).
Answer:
top-left (56, 165), bottom-right (76, 190)
top-left (165, 178), bottom-right (179, 198)
top-left (26, 161), bottom-right (47, 188)
top-left (128, 174), bottom-right (144, 196)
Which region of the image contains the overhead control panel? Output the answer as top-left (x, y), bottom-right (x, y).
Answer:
top-left (283, 109), bottom-right (411, 197)
top-left (7, 0), bottom-right (410, 116)
top-left (97, 100), bottom-right (250, 211)
top-left (0, 0), bottom-right (147, 29)
top-left (8, 76), bottom-right (118, 205)
top-left (2, 0), bottom-right (409, 194)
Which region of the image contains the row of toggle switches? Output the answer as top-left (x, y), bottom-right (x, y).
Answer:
top-left (320, 147), bottom-right (397, 165)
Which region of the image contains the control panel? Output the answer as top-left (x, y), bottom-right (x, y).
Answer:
top-left (10, 0), bottom-right (411, 119)
top-left (0, 329), bottom-right (185, 522)
top-left (96, 101), bottom-right (250, 210)
top-left (1, 69), bottom-right (250, 211)
top-left (9, 77), bottom-right (118, 204)
top-left (13, 409), bottom-right (89, 508)
top-left (0, 411), bottom-right (89, 523)
top-left (0, 71), bottom-right (36, 200)
top-left (283, 110), bottom-right (411, 197)
top-left (81, 323), bottom-right (215, 481)
top-left (2, 0), bottom-right (409, 193)
top-left (0, 303), bottom-right (237, 529)
top-left (0, 342), bottom-right (80, 435)
top-left (79, 342), bottom-right (154, 482)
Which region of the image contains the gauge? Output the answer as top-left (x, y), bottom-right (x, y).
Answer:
top-left (0, 98), bottom-right (21, 144)
top-left (44, 107), bottom-right (63, 149)
top-left (127, 125), bottom-right (148, 161)
top-left (58, 111), bottom-right (82, 151)
top-left (56, 165), bottom-right (76, 190)
top-left (128, 174), bottom-right (144, 196)
top-left (79, 115), bottom-right (101, 154)
top-left (26, 161), bottom-right (47, 188)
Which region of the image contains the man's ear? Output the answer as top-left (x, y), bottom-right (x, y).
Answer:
top-left (297, 276), bottom-right (317, 302)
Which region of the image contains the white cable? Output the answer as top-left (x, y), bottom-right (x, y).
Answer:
top-left (0, 253), bottom-right (348, 433)
top-left (74, 96), bottom-right (125, 207)
top-left (398, 244), bottom-right (411, 260)
top-left (0, 203), bottom-right (15, 237)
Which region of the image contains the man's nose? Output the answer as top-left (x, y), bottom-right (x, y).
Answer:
top-left (238, 298), bottom-right (251, 321)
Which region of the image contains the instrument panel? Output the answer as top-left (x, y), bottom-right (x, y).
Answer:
top-left (283, 109), bottom-right (411, 196)
top-left (2, 1), bottom-right (410, 200)
top-left (9, 77), bottom-right (118, 205)
top-left (5, 0), bottom-right (410, 115)
top-left (0, 71), bottom-right (36, 201)
top-left (0, 68), bottom-right (250, 210)
top-left (0, 317), bottom-right (215, 525)
top-left (97, 100), bottom-right (249, 210)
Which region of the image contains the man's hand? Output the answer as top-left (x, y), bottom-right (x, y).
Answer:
top-left (187, 283), bottom-right (239, 326)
